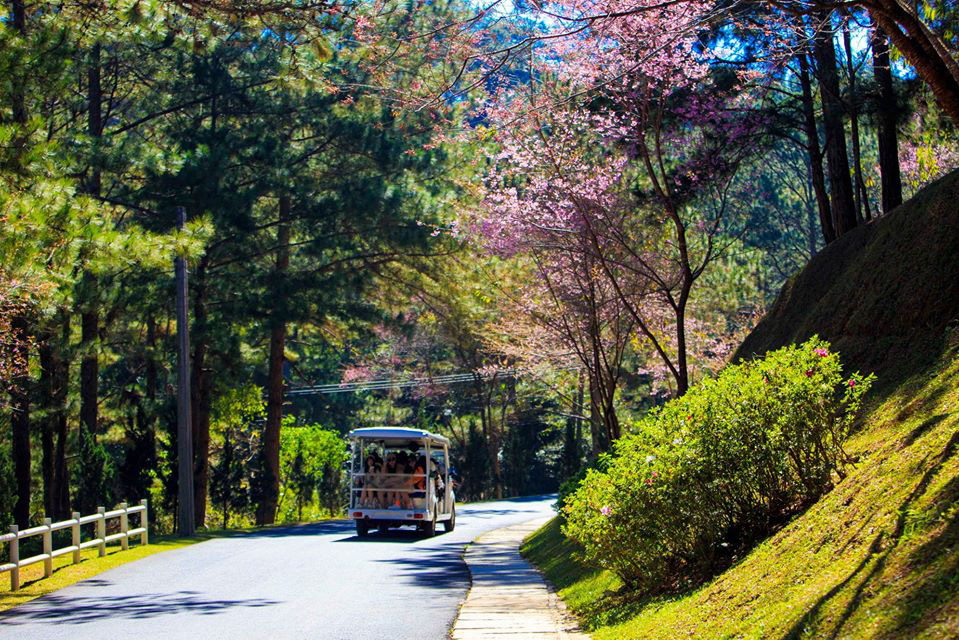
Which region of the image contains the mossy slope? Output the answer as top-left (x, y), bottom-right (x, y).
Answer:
top-left (735, 169), bottom-right (959, 386)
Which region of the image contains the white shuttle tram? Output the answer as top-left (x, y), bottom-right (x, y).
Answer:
top-left (347, 427), bottom-right (456, 537)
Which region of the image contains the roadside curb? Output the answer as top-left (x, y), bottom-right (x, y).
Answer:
top-left (452, 517), bottom-right (590, 639)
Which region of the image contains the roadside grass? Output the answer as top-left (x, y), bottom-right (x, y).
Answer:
top-left (523, 348), bottom-right (959, 639)
top-left (0, 517), bottom-right (343, 613)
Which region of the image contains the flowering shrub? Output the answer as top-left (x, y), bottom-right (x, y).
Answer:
top-left (562, 338), bottom-right (873, 590)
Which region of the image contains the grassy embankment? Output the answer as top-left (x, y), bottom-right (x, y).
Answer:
top-left (523, 172), bottom-right (959, 639)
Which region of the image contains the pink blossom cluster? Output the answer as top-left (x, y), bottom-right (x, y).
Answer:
top-left (898, 135), bottom-right (959, 197)
top-left (541, 0), bottom-right (711, 91)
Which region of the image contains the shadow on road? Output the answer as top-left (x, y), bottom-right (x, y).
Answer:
top-left (455, 508), bottom-right (544, 520)
top-left (0, 591), bottom-right (279, 626)
top-left (373, 541), bottom-right (470, 590)
top-left (232, 520), bottom-right (354, 538)
top-left (335, 528), bottom-right (440, 544)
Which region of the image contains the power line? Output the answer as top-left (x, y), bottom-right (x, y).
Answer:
top-left (284, 369), bottom-right (523, 396)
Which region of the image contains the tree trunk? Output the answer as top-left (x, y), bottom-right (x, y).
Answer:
top-left (8, 0), bottom-right (32, 528)
top-left (666, 200), bottom-right (692, 398)
top-left (868, 2), bottom-right (959, 127)
top-left (871, 25), bottom-right (903, 213)
top-left (10, 0), bottom-right (27, 124)
top-left (561, 371), bottom-right (585, 476)
top-left (806, 198), bottom-right (818, 257)
top-left (491, 377), bottom-right (515, 499)
top-left (79, 304), bottom-right (99, 437)
top-left (812, 13), bottom-right (858, 238)
top-left (191, 260), bottom-right (211, 527)
top-left (587, 375), bottom-right (606, 454)
top-left (842, 16), bottom-right (871, 221)
top-left (193, 373), bottom-right (211, 526)
top-left (80, 43), bottom-right (103, 443)
top-left (10, 315), bottom-right (31, 528)
top-left (39, 331), bottom-right (56, 518)
top-left (53, 314), bottom-right (70, 518)
top-left (256, 198), bottom-right (291, 526)
top-left (798, 49), bottom-right (836, 243)
top-left (673, 300), bottom-right (690, 397)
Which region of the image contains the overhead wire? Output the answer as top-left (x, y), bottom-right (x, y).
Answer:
top-left (284, 369), bottom-right (523, 396)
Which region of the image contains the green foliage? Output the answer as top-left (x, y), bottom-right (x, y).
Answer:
top-left (562, 338), bottom-right (873, 591)
top-left (209, 426), bottom-right (252, 529)
top-left (0, 445), bottom-right (15, 532)
top-left (209, 385), bottom-right (264, 528)
top-left (457, 422), bottom-right (492, 501)
top-left (74, 430), bottom-right (116, 514)
top-left (556, 454), bottom-right (610, 517)
top-left (278, 420), bottom-right (348, 520)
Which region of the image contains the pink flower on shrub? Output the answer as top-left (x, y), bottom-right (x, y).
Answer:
top-left (646, 478), bottom-right (653, 486)
top-left (651, 471), bottom-right (659, 478)
top-left (814, 348), bottom-right (829, 358)
top-left (848, 379), bottom-right (857, 387)
top-left (805, 369), bottom-right (814, 377)
top-left (600, 505), bottom-right (612, 517)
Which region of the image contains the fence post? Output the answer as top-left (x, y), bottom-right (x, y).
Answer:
top-left (119, 503), bottom-right (129, 550)
top-left (9, 525), bottom-right (19, 591)
top-left (42, 518), bottom-right (53, 578)
top-left (96, 507), bottom-right (106, 557)
top-left (71, 512), bottom-right (81, 564)
top-left (141, 499), bottom-right (149, 545)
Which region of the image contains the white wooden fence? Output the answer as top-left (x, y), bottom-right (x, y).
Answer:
top-left (0, 500), bottom-right (148, 591)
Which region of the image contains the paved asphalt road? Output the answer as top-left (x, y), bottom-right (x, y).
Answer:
top-left (0, 496), bottom-right (555, 640)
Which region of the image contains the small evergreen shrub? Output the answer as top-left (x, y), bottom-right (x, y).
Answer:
top-left (555, 454), bottom-right (610, 517)
top-left (562, 338), bottom-right (873, 591)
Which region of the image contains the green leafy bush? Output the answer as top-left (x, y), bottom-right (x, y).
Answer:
top-left (562, 338), bottom-right (873, 591)
top-left (555, 454), bottom-right (610, 517)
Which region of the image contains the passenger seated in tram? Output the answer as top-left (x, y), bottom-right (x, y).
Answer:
top-left (395, 451), bottom-right (413, 509)
top-left (360, 453), bottom-right (383, 508)
top-left (409, 456), bottom-right (427, 508)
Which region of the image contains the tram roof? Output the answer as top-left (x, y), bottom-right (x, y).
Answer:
top-left (347, 427), bottom-right (450, 446)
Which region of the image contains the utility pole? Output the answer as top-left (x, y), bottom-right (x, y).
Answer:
top-left (175, 207), bottom-right (196, 536)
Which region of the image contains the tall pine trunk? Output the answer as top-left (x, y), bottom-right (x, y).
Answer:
top-left (9, 0), bottom-right (31, 529)
top-left (872, 25), bottom-right (903, 213)
top-left (80, 43), bottom-right (102, 443)
top-left (190, 259), bottom-right (212, 527)
top-left (256, 197), bottom-right (291, 525)
top-left (39, 313), bottom-right (71, 519)
top-left (53, 315), bottom-right (70, 518)
top-left (813, 13), bottom-right (858, 237)
top-left (842, 16), bottom-right (871, 221)
top-left (798, 49), bottom-right (836, 243)
top-left (39, 330), bottom-right (56, 518)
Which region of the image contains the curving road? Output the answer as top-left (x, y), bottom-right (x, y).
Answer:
top-left (0, 496), bottom-right (555, 640)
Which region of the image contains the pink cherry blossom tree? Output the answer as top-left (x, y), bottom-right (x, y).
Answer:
top-left (474, 32), bottom-right (762, 395)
